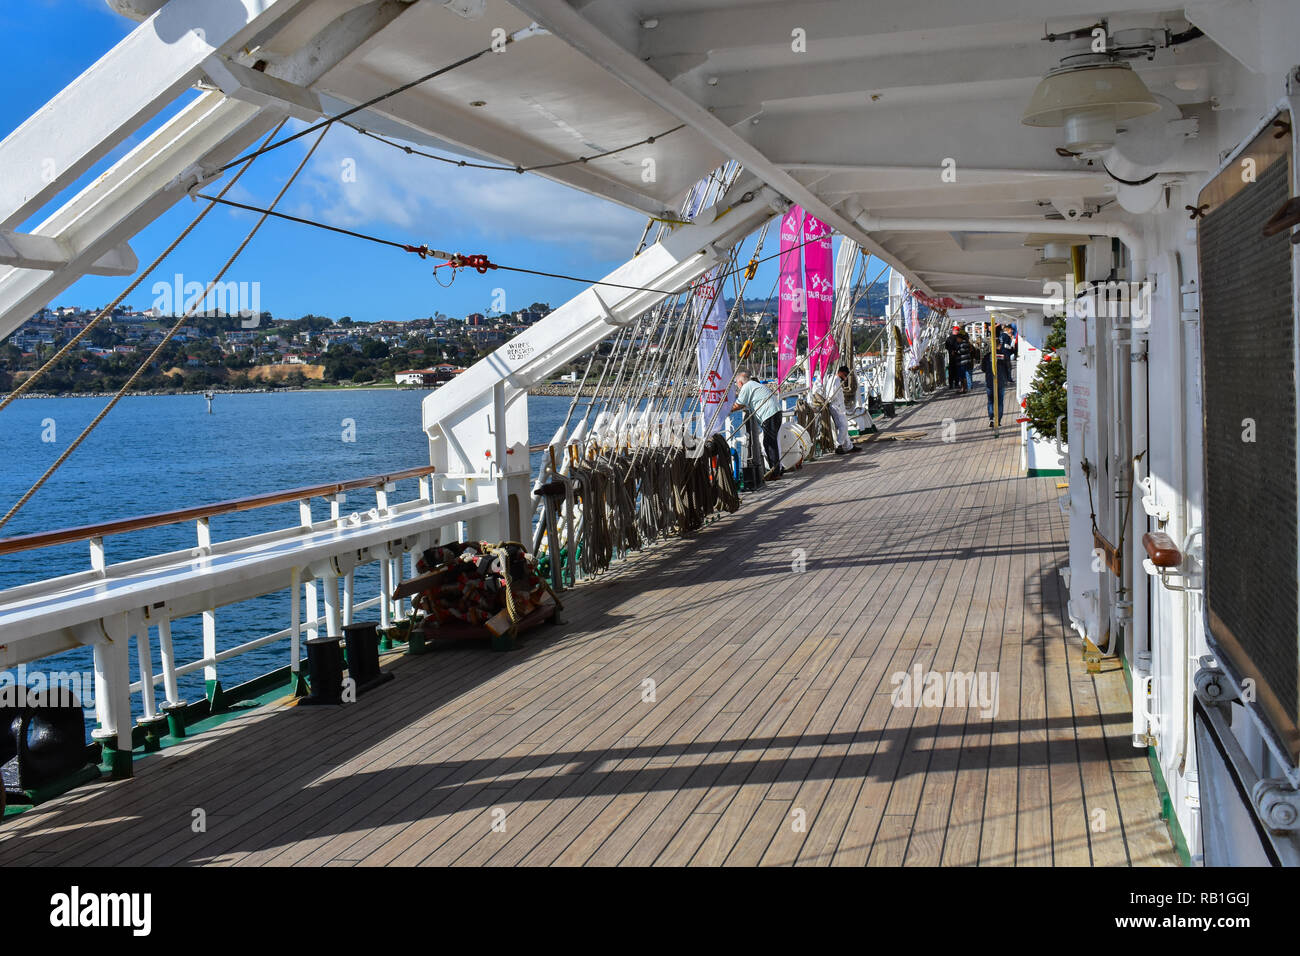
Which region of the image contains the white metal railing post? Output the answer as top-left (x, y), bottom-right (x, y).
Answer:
top-left (131, 610), bottom-right (158, 721)
top-left (323, 571), bottom-right (342, 637)
top-left (6, 466), bottom-right (448, 737)
top-left (343, 569), bottom-right (355, 627)
top-left (291, 567), bottom-right (302, 671)
top-left (91, 613), bottom-right (133, 779)
top-left (156, 612), bottom-right (181, 708)
top-left (202, 605), bottom-right (218, 704)
top-left (195, 516), bottom-right (219, 704)
top-left (390, 554), bottom-right (404, 619)
top-left (379, 551), bottom-right (392, 629)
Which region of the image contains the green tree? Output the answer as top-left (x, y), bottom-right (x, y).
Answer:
top-left (1025, 317), bottom-right (1067, 442)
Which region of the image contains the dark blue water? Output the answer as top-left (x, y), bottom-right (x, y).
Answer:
top-left (0, 390), bottom-right (573, 720)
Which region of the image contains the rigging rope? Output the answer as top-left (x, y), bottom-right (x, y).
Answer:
top-left (350, 122), bottom-right (686, 174)
top-left (0, 126), bottom-right (331, 533)
top-left (189, 192), bottom-right (832, 298)
top-left (0, 118), bottom-right (290, 414)
top-left (214, 41), bottom-right (503, 174)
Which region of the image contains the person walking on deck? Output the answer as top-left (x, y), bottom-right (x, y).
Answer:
top-left (732, 370), bottom-right (784, 479)
top-left (980, 329), bottom-right (1015, 427)
top-left (818, 364), bottom-right (857, 455)
top-left (955, 330), bottom-right (974, 392)
top-left (943, 325), bottom-right (964, 390)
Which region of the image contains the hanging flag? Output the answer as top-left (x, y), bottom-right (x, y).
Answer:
top-left (777, 206), bottom-right (804, 383)
top-left (904, 286), bottom-right (924, 369)
top-left (695, 274), bottom-right (734, 436)
top-left (803, 213), bottom-right (834, 380)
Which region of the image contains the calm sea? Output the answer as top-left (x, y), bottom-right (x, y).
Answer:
top-left (0, 389), bottom-right (574, 723)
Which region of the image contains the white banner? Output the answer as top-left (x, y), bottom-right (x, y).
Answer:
top-left (696, 276), bottom-right (734, 435)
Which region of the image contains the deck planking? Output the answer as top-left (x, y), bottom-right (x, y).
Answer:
top-left (0, 390), bottom-right (1178, 866)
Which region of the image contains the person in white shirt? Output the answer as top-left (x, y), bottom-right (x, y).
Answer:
top-left (818, 365), bottom-right (857, 455)
top-left (731, 370), bottom-right (784, 479)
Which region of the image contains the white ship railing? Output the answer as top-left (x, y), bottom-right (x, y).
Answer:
top-left (0, 464), bottom-right (495, 776)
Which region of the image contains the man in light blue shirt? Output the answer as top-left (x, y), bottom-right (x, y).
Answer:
top-left (731, 370), bottom-right (783, 478)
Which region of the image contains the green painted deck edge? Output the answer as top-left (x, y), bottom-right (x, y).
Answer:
top-left (1118, 652), bottom-right (1191, 866)
top-left (1026, 468), bottom-right (1066, 477)
top-left (126, 662), bottom-right (305, 761)
top-left (1147, 744), bottom-right (1193, 866)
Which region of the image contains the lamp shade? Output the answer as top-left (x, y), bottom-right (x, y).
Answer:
top-left (1022, 62), bottom-right (1161, 151)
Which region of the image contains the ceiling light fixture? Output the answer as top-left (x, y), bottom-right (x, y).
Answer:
top-left (1022, 55), bottom-right (1161, 153)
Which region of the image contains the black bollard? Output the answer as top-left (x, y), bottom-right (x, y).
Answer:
top-left (2, 691), bottom-right (94, 796)
top-left (342, 622), bottom-right (393, 695)
top-left (302, 636), bottom-right (345, 705)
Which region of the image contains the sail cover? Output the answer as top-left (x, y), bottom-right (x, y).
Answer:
top-left (777, 206), bottom-right (804, 382)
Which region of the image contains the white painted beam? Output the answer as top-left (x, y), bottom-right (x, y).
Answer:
top-left (509, 0), bottom-right (937, 296)
top-left (351, 92), bottom-right (675, 216)
top-left (635, 0), bottom-right (1181, 60)
top-left (202, 56), bottom-right (323, 121)
top-left (0, 0), bottom-right (419, 340)
top-left (1186, 0), bottom-right (1300, 75)
top-left (744, 96), bottom-right (1081, 172)
top-left (0, 230), bottom-right (137, 277)
top-left (0, 0), bottom-right (313, 231)
top-left (422, 178), bottom-right (782, 472)
top-left (0, 95), bottom-right (276, 341)
top-left (694, 42), bottom-right (1056, 111)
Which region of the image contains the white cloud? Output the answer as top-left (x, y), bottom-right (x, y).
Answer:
top-left (290, 127), bottom-right (647, 261)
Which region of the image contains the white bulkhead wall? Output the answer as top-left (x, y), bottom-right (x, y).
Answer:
top-left (1065, 304), bottom-right (1103, 650)
top-left (1141, 206), bottom-right (1208, 857)
top-left (1063, 206), bottom-right (1207, 853)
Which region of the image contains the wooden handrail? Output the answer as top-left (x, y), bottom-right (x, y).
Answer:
top-left (0, 464), bottom-right (438, 557)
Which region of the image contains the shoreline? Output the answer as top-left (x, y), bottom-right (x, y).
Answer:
top-left (8, 384), bottom-right (415, 399)
top-left (9, 383), bottom-right (714, 400)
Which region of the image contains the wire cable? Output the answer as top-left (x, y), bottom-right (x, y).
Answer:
top-left (214, 44), bottom-right (498, 174)
top-left (0, 118), bottom-right (289, 414)
top-left (350, 122), bottom-right (686, 174)
top-left (0, 126), bottom-right (330, 533)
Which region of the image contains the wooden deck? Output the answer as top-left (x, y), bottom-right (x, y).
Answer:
top-left (0, 391), bottom-right (1178, 866)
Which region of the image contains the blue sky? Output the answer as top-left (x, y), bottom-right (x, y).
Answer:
top-left (1, 1), bottom-right (658, 323)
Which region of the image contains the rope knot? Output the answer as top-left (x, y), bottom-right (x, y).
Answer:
top-left (446, 253), bottom-right (497, 274)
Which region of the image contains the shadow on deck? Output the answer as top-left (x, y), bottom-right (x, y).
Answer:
top-left (0, 391), bottom-right (1178, 867)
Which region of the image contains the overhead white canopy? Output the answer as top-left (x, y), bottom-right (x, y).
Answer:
top-left (0, 0), bottom-right (1289, 338)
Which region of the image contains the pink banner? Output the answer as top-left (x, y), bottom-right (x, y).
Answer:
top-left (803, 213), bottom-right (834, 379)
top-left (777, 206), bottom-right (804, 383)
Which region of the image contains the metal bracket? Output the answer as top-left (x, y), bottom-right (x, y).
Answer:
top-left (1194, 656), bottom-right (1239, 706)
top-left (591, 289), bottom-right (624, 326)
top-left (1253, 779), bottom-right (1300, 831)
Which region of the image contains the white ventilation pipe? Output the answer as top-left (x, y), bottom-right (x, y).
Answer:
top-left (851, 214), bottom-right (1147, 282)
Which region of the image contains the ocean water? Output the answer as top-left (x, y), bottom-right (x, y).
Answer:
top-left (0, 389), bottom-right (574, 722)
